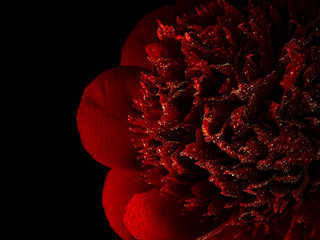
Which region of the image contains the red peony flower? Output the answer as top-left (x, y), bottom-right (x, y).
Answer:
top-left (77, 0), bottom-right (320, 239)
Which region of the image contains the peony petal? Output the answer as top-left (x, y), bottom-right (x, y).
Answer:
top-left (123, 189), bottom-right (212, 240)
top-left (209, 226), bottom-right (243, 240)
top-left (197, 224), bottom-right (283, 240)
top-left (120, 5), bottom-right (177, 69)
top-left (220, 227), bottom-right (283, 240)
top-left (77, 66), bottom-right (142, 169)
top-left (102, 168), bottom-right (152, 240)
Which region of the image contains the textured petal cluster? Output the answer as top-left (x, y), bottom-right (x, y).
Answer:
top-left (78, 0), bottom-right (320, 239)
top-left (130, 1), bottom-right (320, 239)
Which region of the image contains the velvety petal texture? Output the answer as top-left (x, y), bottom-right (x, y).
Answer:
top-left (123, 189), bottom-right (212, 240)
top-left (77, 0), bottom-right (320, 239)
top-left (102, 169), bottom-right (152, 240)
top-left (120, 6), bottom-right (177, 69)
top-left (77, 66), bottom-right (142, 169)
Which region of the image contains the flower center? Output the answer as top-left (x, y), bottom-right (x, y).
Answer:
top-left (130, 0), bottom-right (320, 239)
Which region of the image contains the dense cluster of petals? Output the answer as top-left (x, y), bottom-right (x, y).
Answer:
top-left (77, 0), bottom-right (320, 239)
top-left (130, 0), bottom-right (320, 239)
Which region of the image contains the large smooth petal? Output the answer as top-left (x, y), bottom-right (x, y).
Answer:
top-left (123, 189), bottom-right (212, 240)
top-left (77, 66), bottom-right (142, 169)
top-left (120, 5), bottom-right (177, 69)
top-left (102, 169), bottom-right (152, 240)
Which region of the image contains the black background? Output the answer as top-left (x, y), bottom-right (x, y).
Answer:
top-left (30, 1), bottom-right (177, 240)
